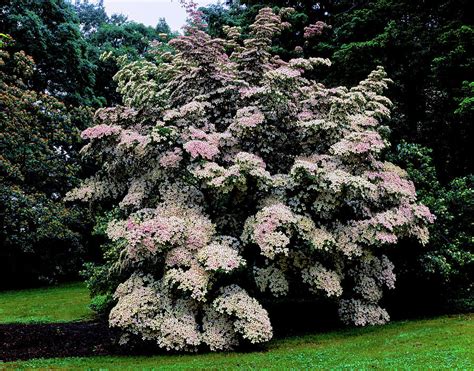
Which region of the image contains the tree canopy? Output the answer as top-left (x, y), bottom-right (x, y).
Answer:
top-left (0, 38), bottom-right (92, 287)
top-left (0, 0), bottom-right (97, 105)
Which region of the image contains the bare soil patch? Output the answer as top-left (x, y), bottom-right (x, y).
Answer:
top-left (0, 321), bottom-right (116, 361)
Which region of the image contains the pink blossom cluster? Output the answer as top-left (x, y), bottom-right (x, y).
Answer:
top-left (65, 177), bottom-right (110, 202)
top-left (230, 106), bottom-right (265, 135)
top-left (366, 168), bottom-right (417, 201)
top-left (197, 240), bottom-right (245, 273)
top-left (119, 180), bottom-right (146, 208)
top-left (81, 124), bottom-right (121, 140)
top-left (201, 305), bottom-right (238, 351)
top-left (192, 152), bottom-right (273, 193)
top-left (184, 140), bottom-right (220, 160)
top-left (296, 216), bottom-right (335, 250)
top-left (267, 66), bottom-right (302, 80)
top-left (164, 263), bottom-right (210, 301)
top-left (331, 131), bottom-right (387, 156)
top-left (159, 147), bottom-right (183, 168)
top-left (244, 203), bottom-right (297, 259)
top-left (109, 273), bottom-right (202, 351)
top-left (303, 21), bottom-right (328, 39)
top-left (118, 129), bottom-right (150, 148)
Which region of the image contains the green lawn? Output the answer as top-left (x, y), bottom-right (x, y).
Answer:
top-left (3, 313), bottom-right (473, 369)
top-left (0, 282), bottom-right (93, 323)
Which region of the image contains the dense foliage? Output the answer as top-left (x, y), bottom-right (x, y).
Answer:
top-left (0, 0), bottom-right (174, 107)
top-left (0, 37), bottom-right (91, 287)
top-left (0, 0), bottom-right (97, 105)
top-left (71, 7), bottom-right (433, 351)
top-left (389, 143), bottom-right (473, 311)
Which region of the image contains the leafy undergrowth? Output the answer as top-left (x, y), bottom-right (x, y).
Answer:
top-left (0, 282), bottom-right (93, 324)
top-left (3, 314), bottom-right (473, 369)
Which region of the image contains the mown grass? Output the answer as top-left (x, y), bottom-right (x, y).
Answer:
top-left (0, 282), bottom-right (93, 323)
top-left (3, 313), bottom-right (473, 369)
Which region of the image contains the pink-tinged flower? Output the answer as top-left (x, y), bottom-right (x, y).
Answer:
top-left (234, 152), bottom-right (266, 169)
top-left (184, 140), bottom-right (219, 160)
top-left (244, 203), bottom-right (297, 259)
top-left (350, 114), bottom-right (379, 129)
top-left (301, 262), bottom-right (343, 297)
top-left (412, 204), bottom-right (436, 223)
top-left (234, 107), bottom-right (265, 130)
top-left (188, 127), bottom-right (208, 141)
top-left (331, 131), bottom-right (386, 156)
top-left (197, 241), bottom-right (245, 273)
top-left (213, 285), bottom-right (273, 344)
top-left (267, 66), bottom-right (301, 80)
top-left (126, 219), bottom-right (136, 230)
top-left (304, 21), bottom-right (328, 39)
top-left (239, 86), bottom-right (266, 98)
top-left (164, 263), bottom-right (210, 301)
top-left (366, 170), bottom-right (416, 200)
top-left (81, 124), bottom-right (121, 140)
top-left (202, 306), bottom-right (238, 351)
top-left (160, 148), bottom-right (183, 168)
top-left (297, 110), bottom-right (314, 121)
top-left (165, 246), bottom-right (194, 268)
top-left (119, 130), bottom-right (150, 147)
top-left (375, 231), bottom-right (398, 244)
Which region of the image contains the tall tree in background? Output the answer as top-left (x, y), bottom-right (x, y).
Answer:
top-left (73, 0), bottom-right (174, 105)
top-left (0, 36), bottom-right (92, 287)
top-left (0, 0), bottom-right (97, 105)
top-left (0, 1), bottom-right (174, 289)
top-left (0, 0), bottom-right (174, 106)
top-left (73, 0), bottom-right (109, 37)
top-left (325, 0), bottom-right (473, 179)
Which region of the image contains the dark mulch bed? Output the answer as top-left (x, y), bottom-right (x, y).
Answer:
top-left (0, 321), bottom-right (117, 362)
top-left (0, 303), bottom-right (344, 362)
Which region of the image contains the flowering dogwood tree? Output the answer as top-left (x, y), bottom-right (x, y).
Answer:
top-left (69, 7), bottom-right (434, 351)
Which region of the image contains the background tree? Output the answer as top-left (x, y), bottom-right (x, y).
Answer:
top-left (0, 1), bottom-right (174, 289)
top-left (0, 37), bottom-right (93, 288)
top-left (73, 0), bottom-right (109, 37)
top-left (0, 0), bottom-right (174, 106)
top-left (0, 0), bottom-right (97, 106)
top-left (388, 143), bottom-right (473, 314)
top-left (73, 0), bottom-right (174, 105)
top-left (325, 0), bottom-right (473, 179)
